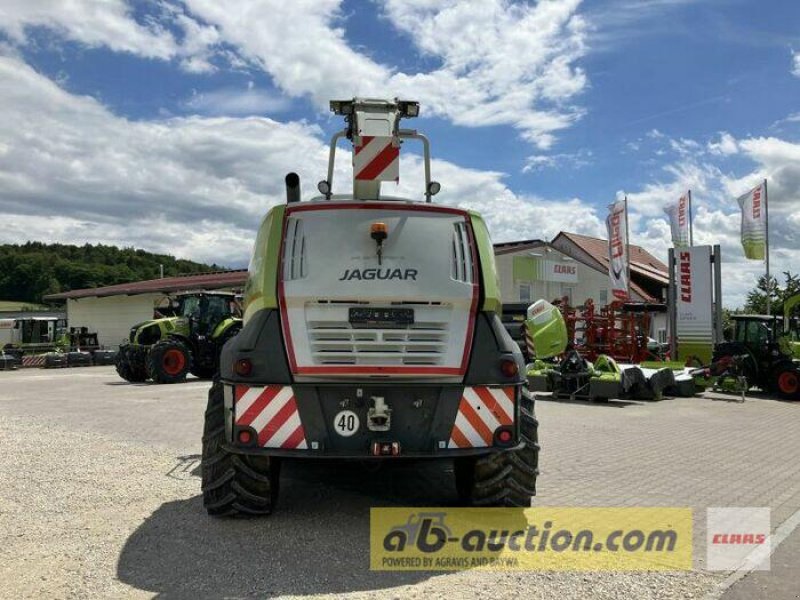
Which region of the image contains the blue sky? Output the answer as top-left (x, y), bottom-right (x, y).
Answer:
top-left (0, 0), bottom-right (799, 306)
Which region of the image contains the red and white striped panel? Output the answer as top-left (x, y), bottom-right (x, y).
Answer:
top-left (22, 355), bottom-right (45, 368)
top-left (524, 327), bottom-right (535, 359)
top-left (234, 385), bottom-right (307, 449)
top-left (448, 387), bottom-right (515, 449)
top-left (353, 135), bottom-right (399, 182)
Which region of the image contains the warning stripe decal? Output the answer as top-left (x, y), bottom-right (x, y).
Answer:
top-left (448, 387), bottom-right (516, 449)
top-left (234, 385), bottom-right (308, 450)
top-left (353, 135), bottom-right (399, 182)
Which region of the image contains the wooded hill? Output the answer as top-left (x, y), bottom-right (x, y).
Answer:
top-left (0, 242), bottom-right (224, 303)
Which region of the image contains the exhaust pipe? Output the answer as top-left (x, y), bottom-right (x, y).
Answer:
top-left (285, 172), bottom-right (300, 203)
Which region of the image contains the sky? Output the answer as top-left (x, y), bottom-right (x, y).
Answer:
top-left (0, 0), bottom-right (798, 308)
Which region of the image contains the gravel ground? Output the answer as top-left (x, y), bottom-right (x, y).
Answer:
top-left (0, 410), bottom-right (724, 600)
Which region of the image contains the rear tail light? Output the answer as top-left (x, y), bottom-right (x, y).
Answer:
top-left (494, 426), bottom-right (514, 447)
top-left (234, 358), bottom-right (253, 377)
top-left (500, 359), bottom-right (519, 378)
top-left (237, 429), bottom-right (254, 445)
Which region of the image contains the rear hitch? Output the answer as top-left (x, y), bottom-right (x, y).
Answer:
top-left (367, 396), bottom-right (392, 431)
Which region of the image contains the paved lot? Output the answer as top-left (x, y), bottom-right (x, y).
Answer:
top-left (0, 366), bottom-right (799, 599)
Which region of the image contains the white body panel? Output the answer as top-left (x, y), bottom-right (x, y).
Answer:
top-left (279, 204), bottom-right (477, 379)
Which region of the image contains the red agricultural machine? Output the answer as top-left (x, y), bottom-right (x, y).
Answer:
top-left (504, 297), bottom-right (667, 364)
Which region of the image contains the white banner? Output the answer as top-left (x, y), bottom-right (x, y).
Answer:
top-left (676, 246), bottom-right (714, 359)
top-left (737, 181), bottom-right (767, 260)
top-left (606, 199), bottom-right (629, 300)
top-left (664, 193), bottom-right (690, 248)
top-left (544, 260), bottom-right (578, 283)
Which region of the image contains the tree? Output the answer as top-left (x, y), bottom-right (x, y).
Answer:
top-left (745, 271), bottom-right (800, 315)
top-left (0, 243), bottom-right (225, 303)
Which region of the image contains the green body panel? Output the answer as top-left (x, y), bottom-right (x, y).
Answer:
top-left (640, 360), bottom-right (687, 370)
top-left (211, 317), bottom-right (240, 339)
top-left (593, 354), bottom-right (621, 379)
top-left (677, 341), bottom-right (713, 365)
top-left (131, 317), bottom-right (189, 345)
top-left (468, 211), bottom-right (501, 314)
top-left (244, 205), bottom-right (285, 323)
top-left (524, 300), bottom-right (568, 360)
top-left (512, 256), bottom-right (543, 281)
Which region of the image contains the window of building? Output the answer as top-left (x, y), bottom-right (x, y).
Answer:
top-left (599, 288), bottom-right (608, 304)
top-left (657, 328), bottom-right (667, 344)
top-left (519, 282), bottom-right (532, 303)
top-left (561, 285), bottom-right (574, 305)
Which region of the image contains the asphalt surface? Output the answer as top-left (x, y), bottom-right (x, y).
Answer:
top-left (1, 365), bottom-right (799, 599)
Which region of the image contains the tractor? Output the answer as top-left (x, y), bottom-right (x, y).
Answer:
top-left (711, 313), bottom-right (800, 399)
top-left (201, 98), bottom-right (537, 516)
top-left (115, 291), bottom-right (242, 384)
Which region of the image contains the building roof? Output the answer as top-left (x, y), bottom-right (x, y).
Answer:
top-left (553, 231), bottom-right (668, 273)
top-left (493, 239), bottom-right (546, 255)
top-left (551, 231), bottom-right (668, 302)
top-left (0, 311), bottom-right (66, 320)
top-left (43, 269), bottom-right (248, 301)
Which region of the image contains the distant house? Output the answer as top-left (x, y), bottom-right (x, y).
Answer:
top-left (44, 270), bottom-right (247, 348)
top-left (494, 231), bottom-right (669, 342)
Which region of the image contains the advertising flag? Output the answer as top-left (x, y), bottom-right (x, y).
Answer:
top-left (664, 193), bottom-right (691, 248)
top-left (737, 181), bottom-right (767, 260)
top-left (606, 199), bottom-right (630, 300)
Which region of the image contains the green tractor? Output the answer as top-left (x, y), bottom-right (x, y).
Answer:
top-left (115, 291), bottom-right (242, 384)
top-left (711, 312), bottom-right (800, 399)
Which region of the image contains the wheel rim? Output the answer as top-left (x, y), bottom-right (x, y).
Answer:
top-left (778, 371), bottom-right (799, 395)
top-left (162, 349), bottom-right (186, 375)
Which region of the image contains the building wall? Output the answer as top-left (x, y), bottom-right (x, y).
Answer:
top-left (495, 246), bottom-right (618, 306)
top-left (67, 294), bottom-right (160, 348)
top-left (494, 245), bottom-right (667, 338)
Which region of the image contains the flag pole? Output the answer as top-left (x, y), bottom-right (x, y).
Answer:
top-left (688, 189), bottom-right (694, 246)
top-left (625, 195), bottom-right (631, 299)
top-left (764, 179), bottom-right (770, 316)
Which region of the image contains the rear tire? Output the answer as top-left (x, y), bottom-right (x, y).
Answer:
top-left (190, 323), bottom-right (242, 379)
top-left (147, 339), bottom-right (191, 384)
top-left (115, 344), bottom-right (148, 383)
top-left (202, 380), bottom-right (280, 516)
top-left (455, 394), bottom-right (539, 507)
top-left (774, 367), bottom-right (800, 400)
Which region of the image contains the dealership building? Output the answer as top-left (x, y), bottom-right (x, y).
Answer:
top-left (495, 232), bottom-right (669, 340)
top-left (45, 231), bottom-right (670, 348)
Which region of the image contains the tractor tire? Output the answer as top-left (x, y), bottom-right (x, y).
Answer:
top-left (202, 380), bottom-right (280, 516)
top-left (455, 395), bottom-right (539, 507)
top-left (191, 324), bottom-right (242, 380)
top-left (147, 339), bottom-right (191, 384)
top-left (130, 346), bottom-right (150, 381)
top-left (774, 367), bottom-right (800, 400)
top-left (115, 344), bottom-right (147, 383)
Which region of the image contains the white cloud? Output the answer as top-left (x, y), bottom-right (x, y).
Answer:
top-left (624, 132), bottom-right (800, 307)
top-left (707, 132), bottom-right (738, 156)
top-left (522, 149), bottom-right (593, 172)
top-left (184, 86), bottom-right (290, 116)
top-left (0, 0), bottom-right (177, 59)
top-left (169, 0), bottom-right (589, 148)
top-left (0, 1), bottom-right (590, 148)
top-left (792, 50), bottom-right (800, 77)
top-left (0, 53), bottom-right (602, 267)
top-left (0, 0), bottom-right (224, 73)
top-left (380, 0), bottom-right (588, 148)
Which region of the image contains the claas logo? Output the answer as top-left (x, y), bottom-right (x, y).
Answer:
top-left (679, 251), bottom-right (691, 303)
